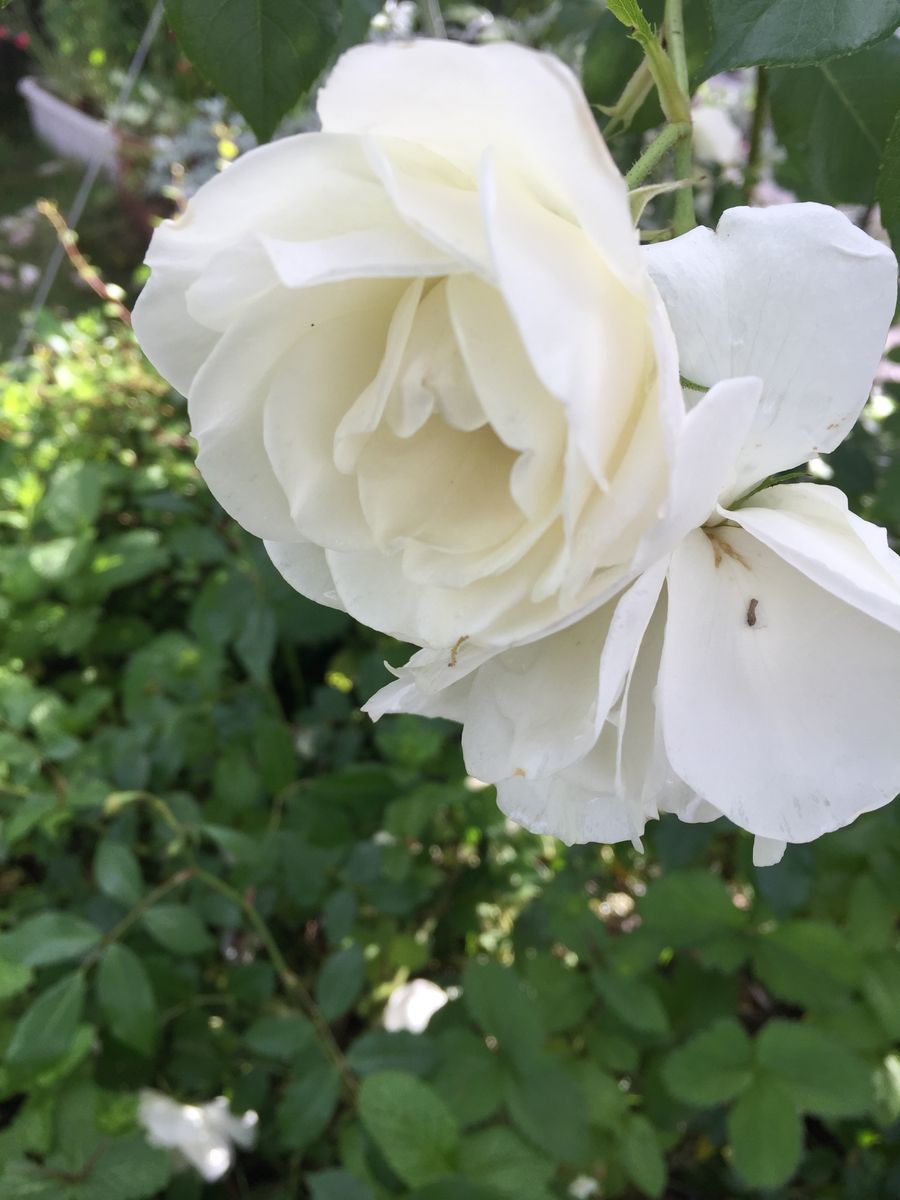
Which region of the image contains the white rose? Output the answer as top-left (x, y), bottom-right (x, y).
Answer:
top-left (133, 39), bottom-right (684, 649)
top-left (382, 978), bottom-right (449, 1033)
top-left (137, 1090), bottom-right (258, 1182)
top-left (367, 205), bottom-right (900, 863)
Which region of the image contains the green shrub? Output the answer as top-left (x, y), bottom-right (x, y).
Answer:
top-left (0, 311), bottom-right (898, 1199)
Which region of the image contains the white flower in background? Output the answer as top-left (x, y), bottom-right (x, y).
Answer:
top-left (371, 0), bottom-right (418, 38)
top-left (568, 1177), bottom-right (600, 1200)
top-left (137, 1090), bottom-right (258, 1182)
top-left (133, 39), bottom-right (686, 651)
top-left (368, 204), bottom-right (900, 865)
top-left (691, 105), bottom-right (743, 167)
top-left (383, 978), bottom-right (449, 1033)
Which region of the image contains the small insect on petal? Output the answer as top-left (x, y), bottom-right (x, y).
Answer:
top-left (746, 597), bottom-right (758, 627)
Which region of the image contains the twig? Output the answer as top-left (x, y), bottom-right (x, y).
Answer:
top-left (36, 200), bottom-right (132, 326)
top-left (744, 67), bottom-right (768, 200)
top-left (191, 867), bottom-right (358, 1099)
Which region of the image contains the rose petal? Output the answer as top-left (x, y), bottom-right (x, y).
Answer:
top-left (318, 40), bottom-right (642, 287)
top-left (660, 526), bottom-right (900, 842)
top-left (645, 203), bottom-right (897, 498)
top-left (264, 539), bottom-right (344, 611)
top-left (726, 483), bottom-right (900, 633)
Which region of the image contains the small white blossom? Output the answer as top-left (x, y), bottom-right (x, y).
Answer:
top-left (137, 1090), bottom-right (258, 1183)
top-left (568, 1177), bottom-right (600, 1200)
top-left (692, 105), bottom-right (743, 166)
top-left (383, 979), bottom-right (449, 1034)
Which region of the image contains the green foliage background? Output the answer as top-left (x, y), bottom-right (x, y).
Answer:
top-left (1, 1), bottom-right (900, 1198)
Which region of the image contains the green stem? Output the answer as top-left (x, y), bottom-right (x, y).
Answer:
top-left (744, 66), bottom-right (768, 199)
top-left (664, 0), bottom-right (695, 234)
top-left (192, 867), bottom-right (357, 1099)
top-left (625, 121), bottom-right (691, 189)
top-left (81, 867), bottom-right (193, 972)
top-left (421, 0), bottom-right (446, 37)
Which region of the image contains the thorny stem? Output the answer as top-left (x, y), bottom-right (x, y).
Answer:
top-left (625, 121), bottom-right (692, 189)
top-left (744, 67), bottom-right (769, 200)
top-left (664, 0), bottom-right (696, 234)
top-left (191, 867), bottom-right (358, 1100)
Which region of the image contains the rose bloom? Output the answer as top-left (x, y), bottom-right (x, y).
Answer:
top-left (134, 40), bottom-right (684, 649)
top-left (368, 205), bottom-right (900, 864)
top-left (382, 978), bottom-right (449, 1033)
top-left (137, 1090), bottom-right (257, 1182)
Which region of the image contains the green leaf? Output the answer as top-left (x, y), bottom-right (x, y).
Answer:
top-left (94, 839), bottom-right (142, 907)
top-left (620, 1114), bottom-right (666, 1198)
top-left (308, 1170), bottom-right (375, 1200)
top-left (374, 715), bottom-right (446, 767)
top-left (756, 1019), bottom-right (873, 1118)
top-left (245, 1012), bottom-right (315, 1061)
top-left (359, 1071), bottom-right (460, 1187)
top-left (235, 604), bottom-right (277, 682)
top-left (0, 912), bottom-right (101, 966)
top-left (141, 904), bottom-right (214, 956)
top-left (323, 889), bottom-right (358, 945)
top-left (505, 1057), bottom-right (591, 1167)
top-left (431, 1029), bottom-right (507, 1128)
top-left (459, 1127), bottom-right (554, 1200)
top-left (315, 944), bottom-right (365, 1020)
top-left (5, 972), bottom-right (85, 1066)
top-left (78, 1133), bottom-right (173, 1200)
top-left (523, 956), bottom-right (594, 1034)
top-left (41, 461), bottom-right (104, 535)
top-left (0, 958), bottom-right (34, 1004)
top-left (639, 870), bottom-right (745, 945)
top-left (876, 109), bottom-right (900, 254)
top-left (346, 1030), bottom-right (437, 1076)
top-left (727, 1075), bottom-right (803, 1190)
top-left (846, 875), bottom-right (896, 952)
top-left (84, 530), bottom-right (169, 597)
top-left (164, 0), bottom-right (338, 141)
top-left (663, 1018), bottom-right (754, 1106)
top-left (703, 0), bottom-right (900, 73)
top-left (769, 39), bottom-right (900, 205)
top-left (862, 957), bottom-right (900, 1038)
top-left (462, 962), bottom-right (544, 1068)
top-left (576, 1062), bottom-right (629, 1129)
top-left (28, 536), bottom-right (90, 582)
top-left (593, 969), bottom-right (670, 1036)
top-left (277, 1058), bottom-right (341, 1151)
top-left (753, 919), bottom-right (862, 1007)
top-left (96, 944), bottom-right (157, 1056)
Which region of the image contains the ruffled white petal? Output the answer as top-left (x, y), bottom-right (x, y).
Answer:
top-left (645, 204), bottom-right (897, 498)
top-left (660, 526), bottom-right (900, 843)
top-left (481, 157), bottom-right (659, 490)
top-left (317, 39), bottom-right (643, 288)
top-left (264, 539), bottom-right (344, 611)
top-left (634, 375), bottom-right (763, 570)
top-left (726, 483), bottom-right (900, 632)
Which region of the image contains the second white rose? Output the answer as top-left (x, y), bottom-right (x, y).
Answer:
top-left (134, 39), bottom-right (684, 649)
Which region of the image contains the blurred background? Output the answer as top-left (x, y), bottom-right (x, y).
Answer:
top-left (0, 2), bottom-right (899, 1198)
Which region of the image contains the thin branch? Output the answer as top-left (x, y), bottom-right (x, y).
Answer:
top-left (744, 67), bottom-right (769, 200)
